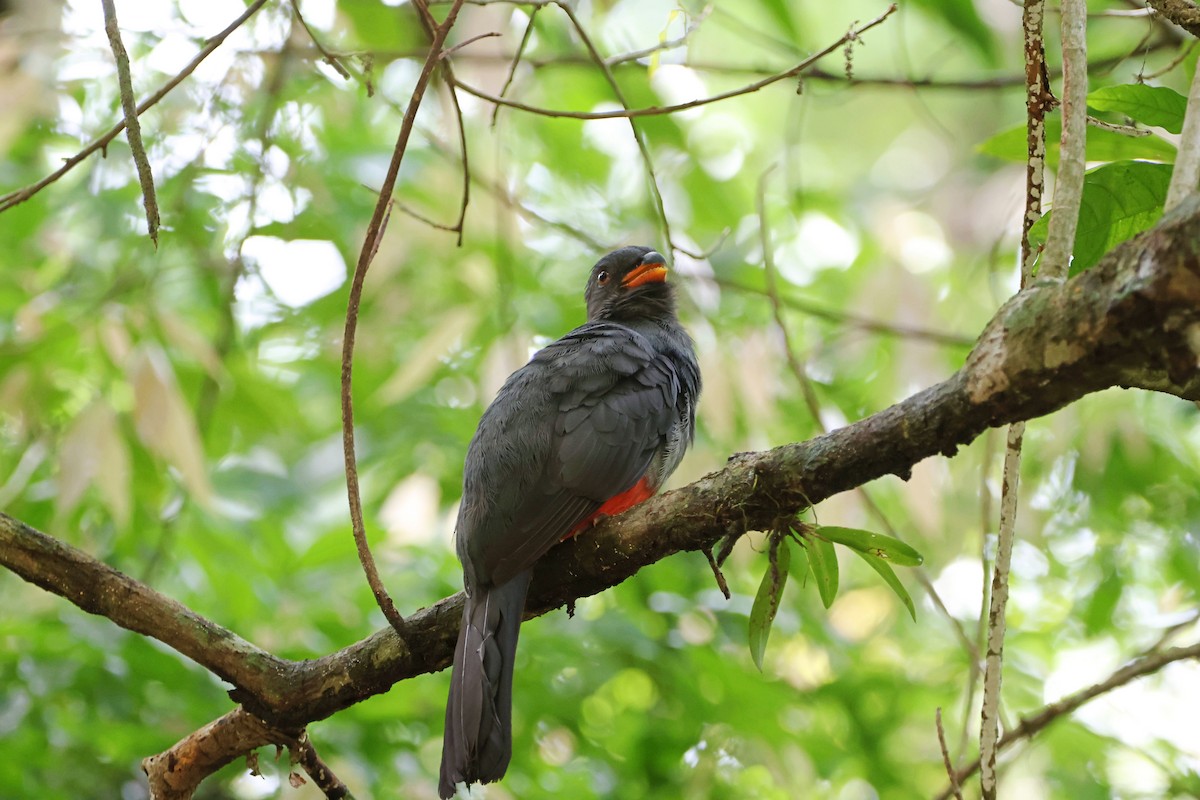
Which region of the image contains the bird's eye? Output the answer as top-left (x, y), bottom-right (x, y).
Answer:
top-left (596, 270), bottom-right (610, 285)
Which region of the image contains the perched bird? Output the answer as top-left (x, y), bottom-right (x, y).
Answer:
top-left (438, 246), bottom-right (701, 798)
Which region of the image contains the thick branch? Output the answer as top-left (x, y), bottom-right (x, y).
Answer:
top-left (1146, 0), bottom-right (1200, 37)
top-left (3, 197), bottom-right (1200, 789)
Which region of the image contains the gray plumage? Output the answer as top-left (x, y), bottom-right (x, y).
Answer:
top-left (439, 247), bottom-right (701, 798)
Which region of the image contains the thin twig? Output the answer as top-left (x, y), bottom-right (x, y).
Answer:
top-left (936, 641), bottom-right (1200, 800)
top-left (442, 30), bottom-right (502, 58)
top-left (0, 0), bottom-right (269, 213)
top-left (491, 7), bottom-right (541, 128)
top-left (1140, 40), bottom-right (1197, 80)
top-left (450, 4), bottom-right (898, 120)
top-left (341, 0), bottom-right (466, 634)
top-left (674, 227), bottom-right (730, 260)
top-left (555, 1), bottom-right (672, 250)
top-left (100, 0), bottom-right (160, 246)
top-left (703, 548), bottom-right (731, 599)
top-left (980, 2), bottom-right (1048, 795)
top-left (281, 36), bottom-right (1177, 90)
top-left (604, 4), bottom-right (711, 66)
top-left (936, 707), bottom-right (964, 800)
top-left (958, 429), bottom-right (995, 762)
top-left (413, 0), bottom-right (472, 244)
top-left (289, 0), bottom-right (351, 78)
top-left (713, 277), bottom-right (974, 346)
top-left (288, 730), bottom-right (353, 799)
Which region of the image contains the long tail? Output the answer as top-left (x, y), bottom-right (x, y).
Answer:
top-left (438, 569), bottom-right (532, 799)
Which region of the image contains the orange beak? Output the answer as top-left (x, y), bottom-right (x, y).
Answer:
top-left (621, 257), bottom-right (669, 288)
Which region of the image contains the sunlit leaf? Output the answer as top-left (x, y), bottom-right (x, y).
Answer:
top-left (1088, 85), bottom-right (1187, 134)
top-left (978, 118), bottom-right (1176, 167)
top-left (815, 525), bottom-right (924, 566)
top-left (1030, 161), bottom-right (1172, 275)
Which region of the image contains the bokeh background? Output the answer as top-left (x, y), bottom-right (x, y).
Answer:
top-left (1, 0), bottom-right (1199, 797)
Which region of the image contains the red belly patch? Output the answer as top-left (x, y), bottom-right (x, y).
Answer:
top-left (564, 476), bottom-right (655, 540)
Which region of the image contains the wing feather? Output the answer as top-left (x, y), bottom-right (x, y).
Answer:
top-left (458, 321), bottom-right (693, 589)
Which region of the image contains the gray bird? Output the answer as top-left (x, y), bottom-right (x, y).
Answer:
top-left (438, 246), bottom-right (702, 798)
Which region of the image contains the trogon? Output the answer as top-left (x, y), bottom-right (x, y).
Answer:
top-left (438, 246), bottom-right (701, 798)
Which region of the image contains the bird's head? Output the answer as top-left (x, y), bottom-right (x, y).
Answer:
top-left (585, 246), bottom-right (674, 321)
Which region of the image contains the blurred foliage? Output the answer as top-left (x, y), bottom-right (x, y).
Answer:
top-left (2, 0), bottom-right (1199, 798)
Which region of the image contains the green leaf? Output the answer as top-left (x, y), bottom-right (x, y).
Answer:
top-left (854, 551), bottom-right (917, 621)
top-left (1030, 161), bottom-right (1173, 276)
top-left (804, 536), bottom-right (839, 608)
top-left (748, 537), bottom-right (791, 672)
top-left (1088, 85), bottom-right (1187, 134)
top-left (978, 118), bottom-right (1176, 167)
top-left (815, 526), bottom-right (924, 566)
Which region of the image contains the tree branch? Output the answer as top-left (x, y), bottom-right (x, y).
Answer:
top-left (935, 640), bottom-right (1200, 800)
top-left (0, 0), bottom-right (269, 213)
top-left (101, 0), bottom-right (160, 246)
top-left (3, 195), bottom-right (1200, 795)
top-left (1146, 0), bottom-right (1200, 37)
top-left (448, 5), bottom-right (898, 120)
top-left (340, 0), bottom-right (465, 635)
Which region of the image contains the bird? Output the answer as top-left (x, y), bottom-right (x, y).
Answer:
top-left (438, 246), bottom-right (701, 798)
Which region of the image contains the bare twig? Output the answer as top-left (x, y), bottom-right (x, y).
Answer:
top-left (341, 0), bottom-right (466, 634)
top-left (0, 0), bottom-right (269, 213)
top-left (100, 0), bottom-right (160, 246)
top-left (712, 278), bottom-right (974, 347)
top-left (703, 548), bottom-right (731, 599)
top-left (282, 36), bottom-right (1178, 91)
top-left (937, 641), bottom-right (1200, 800)
top-left (287, 730), bottom-right (353, 799)
top-left (605, 5), bottom-right (712, 67)
top-left (936, 707), bottom-right (964, 800)
top-left (959, 429), bottom-right (996, 762)
top-left (490, 7), bottom-right (541, 127)
top-left (442, 30), bottom-right (502, 58)
top-left (980, 252), bottom-right (1026, 798)
top-left (412, 0), bottom-right (472, 244)
top-left (1140, 40), bottom-right (1197, 80)
top-left (449, 4), bottom-right (898, 120)
top-left (980, 2), bottom-right (1049, 795)
top-left (288, 0), bottom-right (351, 78)
top-left (555, 1), bottom-right (672, 250)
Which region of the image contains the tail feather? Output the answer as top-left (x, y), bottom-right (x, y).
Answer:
top-left (438, 570), bottom-right (532, 799)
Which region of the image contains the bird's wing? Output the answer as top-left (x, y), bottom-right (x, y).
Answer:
top-left (466, 323), bottom-right (684, 587)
